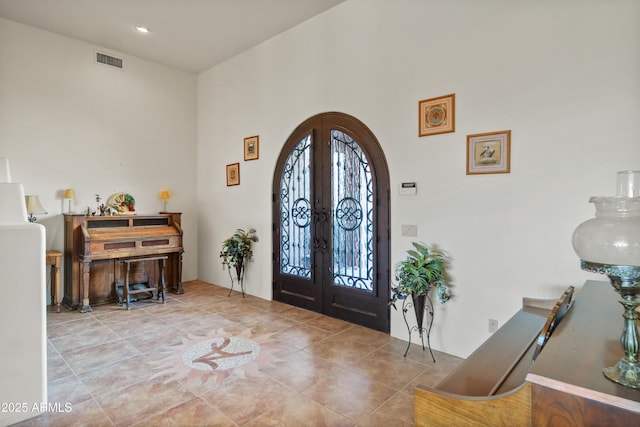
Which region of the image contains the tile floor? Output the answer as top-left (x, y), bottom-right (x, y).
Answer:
top-left (16, 280), bottom-right (462, 427)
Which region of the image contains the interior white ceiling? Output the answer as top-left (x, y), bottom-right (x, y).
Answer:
top-left (0, 0), bottom-right (346, 73)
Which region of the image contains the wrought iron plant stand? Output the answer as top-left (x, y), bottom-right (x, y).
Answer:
top-left (402, 293), bottom-right (436, 362)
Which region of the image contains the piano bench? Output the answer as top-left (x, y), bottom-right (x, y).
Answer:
top-left (118, 256), bottom-right (168, 310)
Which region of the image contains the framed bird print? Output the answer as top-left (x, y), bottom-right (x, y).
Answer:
top-left (466, 130), bottom-right (511, 175)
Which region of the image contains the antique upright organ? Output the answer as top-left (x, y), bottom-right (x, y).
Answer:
top-left (63, 213), bottom-right (184, 312)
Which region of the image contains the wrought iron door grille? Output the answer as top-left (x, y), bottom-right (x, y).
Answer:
top-left (279, 134), bottom-right (312, 278)
top-left (331, 130), bottom-right (374, 291)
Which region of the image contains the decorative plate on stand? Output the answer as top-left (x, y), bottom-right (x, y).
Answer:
top-left (108, 193), bottom-right (135, 214)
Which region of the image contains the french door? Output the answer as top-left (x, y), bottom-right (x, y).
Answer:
top-left (272, 112), bottom-right (390, 332)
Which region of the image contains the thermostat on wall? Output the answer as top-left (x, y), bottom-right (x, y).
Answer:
top-left (399, 182), bottom-right (417, 195)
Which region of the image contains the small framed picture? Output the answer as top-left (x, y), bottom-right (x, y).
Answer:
top-left (418, 93), bottom-right (455, 137)
top-left (244, 135), bottom-right (259, 161)
top-left (226, 163), bottom-right (240, 186)
top-left (466, 130), bottom-right (511, 175)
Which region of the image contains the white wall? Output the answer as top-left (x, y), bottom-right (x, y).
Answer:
top-left (0, 18), bottom-right (199, 291)
top-left (197, 0), bottom-right (640, 357)
top-left (1, 0), bottom-right (639, 361)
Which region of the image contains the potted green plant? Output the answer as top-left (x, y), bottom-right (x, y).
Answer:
top-left (390, 242), bottom-right (450, 340)
top-left (220, 228), bottom-right (258, 297)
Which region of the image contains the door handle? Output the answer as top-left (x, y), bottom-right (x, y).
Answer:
top-left (312, 208), bottom-right (330, 251)
top-left (321, 208), bottom-right (330, 250)
top-left (312, 208), bottom-right (323, 249)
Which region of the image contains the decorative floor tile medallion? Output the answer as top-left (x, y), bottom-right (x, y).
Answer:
top-left (153, 328), bottom-right (283, 387)
top-left (182, 336), bottom-right (260, 371)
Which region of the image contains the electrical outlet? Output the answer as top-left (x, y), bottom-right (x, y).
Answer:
top-left (489, 319), bottom-right (499, 333)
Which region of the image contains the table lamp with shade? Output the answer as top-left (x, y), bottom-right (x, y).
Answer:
top-left (160, 190), bottom-right (170, 212)
top-left (64, 189), bottom-right (75, 213)
top-left (25, 195), bottom-right (47, 222)
top-left (572, 170), bottom-right (640, 389)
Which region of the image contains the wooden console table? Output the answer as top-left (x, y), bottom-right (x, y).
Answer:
top-left (414, 281), bottom-right (640, 426)
top-left (527, 280), bottom-right (640, 425)
top-left (46, 250), bottom-right (61, 312)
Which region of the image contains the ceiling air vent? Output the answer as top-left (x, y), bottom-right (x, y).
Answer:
top-left (96, 52), bottom-right (123, 69)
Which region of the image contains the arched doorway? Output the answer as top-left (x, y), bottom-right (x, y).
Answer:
top-left (272, 112), bottom-right (390, 332)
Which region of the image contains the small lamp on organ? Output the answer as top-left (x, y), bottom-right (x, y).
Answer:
top-left (64, 188), bottom-right (75, 213)
top-left (25, 195), bottom-right (47, 222)
top-left (160, 190), bottom-right (171, 212)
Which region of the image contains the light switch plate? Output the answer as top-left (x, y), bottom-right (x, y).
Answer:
top-left (401, 224), bottom-right (417, 237)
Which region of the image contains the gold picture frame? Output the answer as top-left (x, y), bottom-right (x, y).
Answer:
top-left (226, 163), bottom-right (240, 186)
top-left (419, 93), bottom-right (455, 137)
top-left (466, 130), bottom-right (511, 175)
top-left (244, 135), bottom-right (259, 161)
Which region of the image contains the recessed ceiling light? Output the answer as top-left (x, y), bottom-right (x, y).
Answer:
top-left (135, 26), bottom-right (150, 33)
